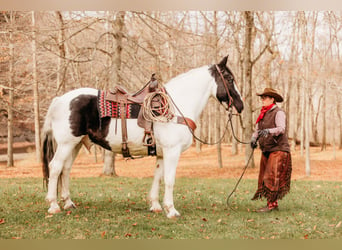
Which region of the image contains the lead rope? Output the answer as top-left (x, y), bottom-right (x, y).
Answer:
top-left (225, 147), bottom-right (256, 211)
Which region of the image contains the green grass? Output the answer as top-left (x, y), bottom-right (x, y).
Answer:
top-left (0, 177), bottom-right (342, 239)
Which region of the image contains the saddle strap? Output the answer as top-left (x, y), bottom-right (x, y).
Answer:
top-left (176, 116), bottom-right (197, 132)
top-left (120, 100), bottom-right (131, 158)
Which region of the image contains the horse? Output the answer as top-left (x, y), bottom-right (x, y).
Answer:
top-left (41, 55), bottom-right (244, 218)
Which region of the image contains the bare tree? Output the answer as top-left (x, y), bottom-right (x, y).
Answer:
top-left (55, 11), bottom-right (66, 94)
top-left (299, 11), bottom-right (311, 176)
top-left (242, 11), bottom-right (272, 167)
top-left (7, 11), bottom-right (14, 167)
top-left (102, 11), bottom-right (126, 176)
top-left (32, 11), bottom-right (41, 162)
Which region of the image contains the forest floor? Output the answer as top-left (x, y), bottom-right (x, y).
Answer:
top-left (0, 143), bottom-right (342, 181)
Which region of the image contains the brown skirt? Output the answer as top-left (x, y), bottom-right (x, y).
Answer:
top-left (251, 151), bottom-right (292, 202)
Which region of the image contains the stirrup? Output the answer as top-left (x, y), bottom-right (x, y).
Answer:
top-left (143, 132), bottom-right (155, 146)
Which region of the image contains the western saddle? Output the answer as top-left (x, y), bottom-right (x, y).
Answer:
top-left (105, 74), bottom-right (159, 158)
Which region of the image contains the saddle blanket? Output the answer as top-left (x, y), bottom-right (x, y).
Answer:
top-left (98, 90), bottom-right (141, 119)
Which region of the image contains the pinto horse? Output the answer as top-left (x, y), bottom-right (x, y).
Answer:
top-left (42, 56), bottom-right (244, 218)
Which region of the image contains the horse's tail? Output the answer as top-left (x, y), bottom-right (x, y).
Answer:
top-left (42, 97), bottom-right (59, 188)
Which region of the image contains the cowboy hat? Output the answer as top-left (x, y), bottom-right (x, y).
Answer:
top-left (256, 87), bottom-right (283, 102)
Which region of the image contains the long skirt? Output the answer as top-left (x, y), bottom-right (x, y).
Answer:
top-left (252, 151), bottom-right (292, 202)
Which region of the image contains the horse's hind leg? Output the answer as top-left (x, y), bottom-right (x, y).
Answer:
top-left (61, 142), bottom-right (82, 210)
top-left (46, 143), bottom-right (76, 214)
top-left (149, 157), bottom-right (164, 213)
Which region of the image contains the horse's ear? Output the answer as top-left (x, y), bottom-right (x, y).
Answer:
top-left (218, 55), bottom-right (228, 67)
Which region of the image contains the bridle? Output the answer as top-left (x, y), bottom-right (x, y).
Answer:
top-left (215, 64), bottom-right (257, 211)
top-left (215, 64), bottom-right (234, 110)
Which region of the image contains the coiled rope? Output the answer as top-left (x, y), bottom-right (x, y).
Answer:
top-left (142, 91), bottom-right (175, 123)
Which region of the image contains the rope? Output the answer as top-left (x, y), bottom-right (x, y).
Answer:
top-left (225, 148), bottom-right (255, 211)
top-left (142, 91), bottom-right (175, 123)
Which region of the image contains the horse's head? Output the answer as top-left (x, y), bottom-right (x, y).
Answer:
top-left (210, 56), bottom-right (244, 113)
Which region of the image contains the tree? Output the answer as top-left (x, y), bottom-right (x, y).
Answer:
top-left (102, 11), bottom-right (126, 176)
top-left (299, 11), bottom-right (311, 176)
top-left (55, 11), bottom-right (66, 94)
top-left (242, 11), bottom-right (272, 167)
top-left (7, 11), bottom-right (14, 167)
top-left (32, 11), bottom-right (41, 162)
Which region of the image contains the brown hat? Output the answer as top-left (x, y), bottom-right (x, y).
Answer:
top-left (256, 87), bottom-right (283, 102)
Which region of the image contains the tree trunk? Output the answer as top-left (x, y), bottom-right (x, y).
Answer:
top-left (103, 11), bottom-right (125, 175)
top-left (7, 11), bottom-right (14, 167)
top-left (338, 100), bottom-right (342, 149)
top-left (102, 150), bottom-right (117, 176)
top-left (32, 11), bottom-right (41, 163)
top-left (212, 11), bottom-right (223, 168)
top-left (321, 81), bottom-right (327, 151)
top-left (109, 11), bottom-right (125, 89)
top-left (300, 11), bottom-right (311, 176)
top-left (55, 11), bottom-right (66, 94)
top-left (243, 11), bottom-right (255, 168)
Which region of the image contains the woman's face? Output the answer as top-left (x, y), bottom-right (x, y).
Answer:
top-left (261, 95), bottom-right (275, 107)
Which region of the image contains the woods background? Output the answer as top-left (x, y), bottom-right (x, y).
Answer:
top-left (0, 11), bottom-right (341, 170)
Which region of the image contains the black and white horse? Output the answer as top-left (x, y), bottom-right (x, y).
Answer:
top-left (42, 56), bottom-right (244, 218)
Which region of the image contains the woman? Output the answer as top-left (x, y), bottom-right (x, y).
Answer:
top-left (250, 88), bottom-right (292, 213)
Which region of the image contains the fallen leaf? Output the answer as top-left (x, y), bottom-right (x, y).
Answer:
top-left (336, 221), bottom-right (342, 228)
top-left (0, 219), bottom-right (5, 224)
top-left (202, 218), bottom-right (207, 222)
top-left (132, 222), bottom-right (137, 226)
top-left (101, 231), bottom-right (106, 238)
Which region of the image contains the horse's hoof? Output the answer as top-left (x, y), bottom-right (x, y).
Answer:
top-left (167, 212), bottom-right (180, 219)
top-left (149, 201), bottom-right (163, 213)
top-left (48, 207), bottom-right (61, 214)
top-left (150, 205), bottom-right (163, 213)
top-left (166, 210), bottom-right (181, 219)
top-left (64, 202), bottom-right (76, 210)
top-left (150, 208), bottom-right (163, 213)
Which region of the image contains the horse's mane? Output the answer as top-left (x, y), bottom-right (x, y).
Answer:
top-left (165, 65), bottom-right (210, 86)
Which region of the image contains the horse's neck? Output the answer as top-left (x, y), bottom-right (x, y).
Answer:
top-left (165, 66), bottom-right (216, 121)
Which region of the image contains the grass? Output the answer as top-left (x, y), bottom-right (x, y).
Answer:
top-left (0, 176), bottom-right (342, 239)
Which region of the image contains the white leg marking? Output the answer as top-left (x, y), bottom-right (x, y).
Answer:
top-left (46, 144), bottom-right (75, 214)
top-left (149, 157), bottom-right (163, 213)
top-left (61, 143), bottom-right (82, 210)
top-left (162, 147), bottom-right (181, 218)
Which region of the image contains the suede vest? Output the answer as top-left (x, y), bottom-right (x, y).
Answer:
top-left (258, 106), bottom-right (290, 153)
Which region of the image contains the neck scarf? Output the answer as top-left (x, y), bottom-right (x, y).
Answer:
top-left (255, 103), bottom-right (275, 124)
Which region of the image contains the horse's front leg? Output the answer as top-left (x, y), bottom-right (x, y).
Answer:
top-left (149, 157), bottom-right (164, 213)
top-left (162, 147), bottom-right (181, 218)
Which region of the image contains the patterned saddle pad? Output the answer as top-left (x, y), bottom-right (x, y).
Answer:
top-left (97, 90), bottom-right (141, 119)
